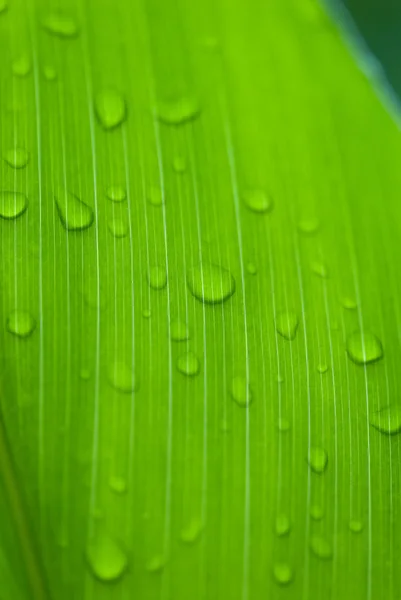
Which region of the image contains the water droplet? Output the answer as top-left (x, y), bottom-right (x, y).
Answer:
top-left (142, 308), bottom-right (151, 319)
top-left (349, 519), bottom-right (363, 533)
top-left (80, 368), bottom-right (90, 380)
top-left (147, 186), bottom-right (163, 207)
top-left (86, 532), bottom-right (128, 582)
top-left (277, 417), bottom-right (290, 432)
top-left (12, 54), bottom-right (31, 77)
top-left (6, 311), bottom-right (36, 338)
top-left (307, 447), bottom-right (328, 473)
top-left (180, 518), bottom-right (202, 543)
top-left (106, 185), bottom-right (126, 202)
top-left (311, 261), bottom-right (329, 278)
top-left (172, 156), bottom-right (187, 173)
top-left (0, 191), bottom-right (28, 219)
top-left (108, 216), bottom-right (128, 238)
top-left (230, 376), bottom-right (252, 407)
top-left (146, 555), bottom-right (165, 573)
top-left (246, 261), bottom-right (257, 275)
top-left (243, 189), bottom-right (273, 214)
top-left (170, 319), bottom-right (189, 342)
top-left (147, 265), bottom-right (167, 290)
top-left (187, 262), bottom-right (236, 304)
top-left (109, 476), bottom-right (127, 495)
top-left (108, 361), bottom-right (138, 393)
top-left (310, 535), bottom-right (332, 560)
top-left (298, 218), bottom-right (320, 235)
top-left (157, 96), bottom-right (200, 126)
top-left (273, 562), bottom-right (293, 585)
top-left (370, 406), bottom-right (401, 435)
top-left (275, 514), bottom-right (291, 536)
top-left (310, 505), bottom-right (324, 521)
top-left (42, 13), bottom-right (79, 38)
top-left (95, 89), bottom-right (126, 130)
top-left (341, 296), bottom-right (357, 310)
top-left (0, 1), bottom-right (8, 14)
top-left (177, 352), bottom-right (200, 377)
top-left (4, 147), bottom-right (29, 169)
top-left (346, 331), bottom-right (383, 365)
top-left (317, 364), bottom-right (328, 374)
top-left (43, 66), bottom-right (57, 81)
top-left (275, 311), bottom-right (299, 341)
top-left (55, 188), bottom-right (94, 231)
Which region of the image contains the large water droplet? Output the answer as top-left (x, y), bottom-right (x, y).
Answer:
top-left (42, 13), bottom-right (79, 38)
top-left (157, 96), bottom-right (200, 126)
top-left (95, 90), bottom-right (126, 130)
top-left (346, 331), bottom-right (383, 365)
top-left (108, 216), bottom-right (128, 238)
top-left (243, 189), bottom-right (273, 214)
top-left (55, 189), bottom-right (94, 231)
top-left (370, 406), bottom-right (401, 435)
top-left (187, 263), bottom-right (235, 305)
top-left (12, 54), bottom-right (31, 77)
top-left (86, 532), bottom-right (128, 582)
top-left (0, 191), bottom-right (28, 219)
top-left (273, 562), bottom-right (293, 585)
top-left (310, 535), bottom-right (332, 560)
top-left (180, 518), bottom-right (202, 543)
top-left (4, 148), bottom-right (29, 169)
top-left (275, 514), bottom-right (291, 536)
top-left (147, 265), bottom-right (167, 290)
top-left (106, 185), bottom-right (126, 202)
top-left (230, 376), bottom-right (252, 407)
top-left (275, 311), bottom-right (299, 341)
top-left (307, 447), bottom-right (328, 473)
top-left (170, 319), bottom-right (189, 342)
top-left (6, 311), bottom-right (36, 338)
top-left (177, 352), bottom-right (200, 377)
top-left (108, 361), bottom-right (138, 393)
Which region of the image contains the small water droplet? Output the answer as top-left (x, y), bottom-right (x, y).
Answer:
top-left (4, 147), bottom-right (29, 169)
top-left (246, 261), bottom-right (257, 275)
top-left (86, 532), bottom-right (128, 582)
top-left (275, 514), bottom-right (291, 536)
top-left (12, 54), bottom-right (31, 77)
top-left (55, 188), bottom-right (94, 231)
top-left (349, 519), bottom-right (363, 533)
top-left (177, 352), bottom-right (200, 377)
top-left (297, 218), bottom-right (320, 235)
top-left (341, 296), bottom-right (357, 310)
top-left (310, 505), bottom-right (324, 521)
top-left (187, 262), bottom-right (236, 304)
top-left (147, 265), bottom-right (167, 290)
top-left (277, 417), bottom-right (290, 432)
top-left (317, 364), bottom-right (328, 374)
top-left (80, 368), bottom-right (90, 380)
top-left (0, 191), bottom-right (28, 219)
top-left (172, 156), bottom-right (187, 173)
top-left (230, 376), bottom-right (252, 407)
top-left (6, 311), bottom-right (36, 338)
top-left (180, 518), bottom-right (202, 543)
top-left (275, 311), bottom-right (299, 341)
top-left (346, 331), bottom-right (383, 365)
top-left (106, 185), bottom-right (126, 202)
top-left (273, 562), bottom-right (293, 586)
top-left (108, 216), bottom-right (128, 238)
top-left (310, 535), bottom-right (332, 560)
top-left (43, 66), bottom-right (57, 81)
top-left (311, 261), bottom-right (329, 278)
top-left (142, 308), bottom-right (151, 319)
top-left (42, 13), bottom-right (79, 37)
top-left (307, 447), bottom-right (328, 473)
top-left (370, 406), bottom-right (401, 435)
top-left (146, 555), bottom-right (165, 573)
top-left (157, 96), bottom-right (200, 126)
top-left (170, 319), bottom-right (189, 342)
top-left (109, 476), bottom-right (127, 495)
top-left (147, 186), bottom-right (163, 207)
top-left (95, 89), bottom-right (126, 130)
top-left (108, 361), bottom-right (138, 393)
top-left (243, 189), bottom-right (273, 214)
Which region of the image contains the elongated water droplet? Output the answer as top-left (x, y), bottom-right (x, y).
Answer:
top-left (310, 505), bottom-right (324, 521)
top-left (187, 263), bottom-right (235, 304)
top-left (4, 148), bottom-right (29, 169)
top-left (180, 518), bottom-right (202, 543)
top-left (147, 186), bottom-right (163, 207)
top-left (109, 476), bottom-right (127, 495)
top-left (12, 54), bottom-right (31, 77)
top-left (106, 185), bottom-right (126, 202)
top-left (157, 96), bottom-right (200, 125)
top-left (147, 265), bottom-right (167, 290)
top-left (6, 311), bottom-right (36, 338)
top-left (349, 519), bottom-right (363, 533)
top-left (307, 446), bottom-right (328, 473)
top-left (298, 218), bottom-right (320, 235)
top-left (108, 361), bottom-right (138, 393)
top-left (370, 406), bottom-right (401, 435)
top-left (275, 514), bottom-right (291, 536)
top-left (177, 352), bottom-right (200, 377)
top-left (108, 216), bottom-right (128, 238)
top-left (170, 319), bottom-right (189, 342)
top-left (42, 13), bottom-right (79, 37)
top-left (230, 376), bottom-right (252, 407)
top-left (86, 532), bottom-right (128, 582)
top-left (243, 189), bottom-right (273, 214)
top-left (146, 555), bottom-right (165, 573)
top-left (55, 188), bottom-right (94, 231)
top-left (310, 535), bottom-right (332, 560)
top-left (172, 156), bottom-right (187, 173)
top-left (275, 311), bottom-right (299, 341)
top-left (0, 191), bottom-right (28, 219)
top-left (346, 331), bottom-right (383, 365)
top-left (273, 562), bottom-right (293, 585)
top-left (95, 89), bottom-right (126, 130)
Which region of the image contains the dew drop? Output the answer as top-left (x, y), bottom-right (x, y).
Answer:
top-left (147, 186), bottom-right (163, 207)
top-left (157, 96), bottom-right (200, 126)
top-left (146, 555), bottom-right (165, 573)
top-left (317, 364), bottom-right (328, 374)
top-left (108, 216), bottom-right (128, 238)
top-left (12, 54), bottom-right (31, 77)
top-left (0, 191), bottom-right (28, 219)
top-left (180, 518), bottom-right (202, 543)
top-left (230, 376), bottom-right (252, 407)
top-left (42, 13), bottom-right (79, 38)
top-left (273, 562), bottom-right (293, 586)
top-left (142, 308), bottom-right (151, 319)
top-left (86, 532), bottom-right (128, 582)
top-left (43, 66), bottom-right (57, 81)
top-left (4, 147), bottom-right (29, 169)
top-left (275, 514), bottom-right (291, 536)
top-left (55, 188), bottom-right (94, 231)
top-left (172, 156), bottom-right (187, 173)
top-left (275, 311), bottom-right (299, 341)
top-left (311, 261), bottom-right (329, 278)
top-left (6, 311), bottom-right (36, 338)
top-left (346, 331), bottom-right (383, 365)
top-left (80, 368), bottom-right (90, 381)
top-left (310, 535), bottom-right (332, 560)
top-left (108, 361), bottom-right (138, 393)
top-left (349, 519), bottom-right (363, 533)
top-left (341, 296), bottom-right (357, 310)
top-left (187, 262), bottom-right (236, 305)
top-left (170, 319), bottom-right (189, 342)
top-left (95, 89), bottom-right (126, 130)
top-left (297, 218), bottom-right (320, 235)
top-left (310, 505), bottom-right (324, 521)
top-left (243, 189), bottom-right (273, 214)
top-left (147, 265), bottom-right (167, 290)
top-left (106, 185), bottom-right (126, 202)
top-left (246, 261), bottom-right (257, 275)
top-left (370, 406), bottom-right (401, 435)
top-left (109, 476), bottom-right (127, 495)
top-left (307, 446), bottom-right (328, 474)
top-left (177, 352), bottom-right (200, 377)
